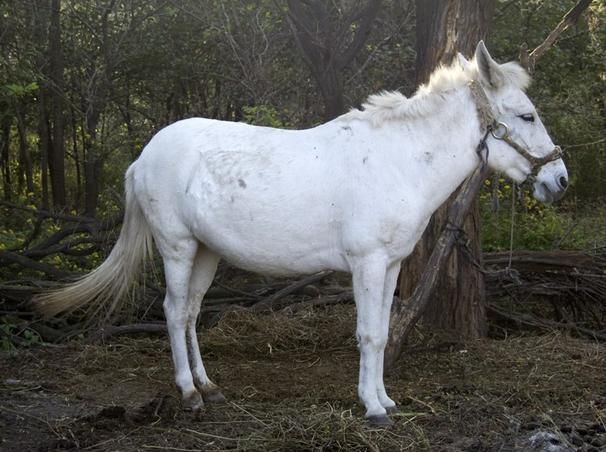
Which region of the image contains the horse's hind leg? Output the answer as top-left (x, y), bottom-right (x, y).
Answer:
top-left (160, 238), bottom-right (203, 411)
top-left (186, 246), bottom-right (225, 403)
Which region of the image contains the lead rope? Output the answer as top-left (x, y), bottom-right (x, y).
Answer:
top-left (508, 182), bottom-right (516, 270)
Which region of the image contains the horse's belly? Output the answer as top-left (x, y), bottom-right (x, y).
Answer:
top-left (198, 227), bottom-right (348, 276)
top-left (220, 249), bottom-right (346, 276)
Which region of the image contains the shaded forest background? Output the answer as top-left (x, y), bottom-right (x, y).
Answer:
top-left (0, 0), bottom-right (605, 310)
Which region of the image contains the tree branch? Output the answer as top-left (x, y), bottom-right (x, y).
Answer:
top-left (0, 250), bottom-right (74, 279)
top-left (385, 163), bottom-right (491, 369)
top-left (520, 0), bottom-right (593, 71)
top-left (338, 0), bottom-right (383, 68)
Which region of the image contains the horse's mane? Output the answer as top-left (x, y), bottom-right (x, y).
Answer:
top-left (341, 57), bottom-right (530, 126)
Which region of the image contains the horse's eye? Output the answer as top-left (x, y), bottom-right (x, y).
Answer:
top-left (518, 113), bottom-right (535, 122)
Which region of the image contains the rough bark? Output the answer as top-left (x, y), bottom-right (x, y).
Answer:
top-left (397, 0), bottom-right (496, 339)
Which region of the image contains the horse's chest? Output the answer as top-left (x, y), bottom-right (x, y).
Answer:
top-left (380, 216), bottom-right (429, 257)
top-left (347, 197), bottom-right (431, 261)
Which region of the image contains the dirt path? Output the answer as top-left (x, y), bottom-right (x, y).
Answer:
top-left (1, 306), bottom-right (605, 451)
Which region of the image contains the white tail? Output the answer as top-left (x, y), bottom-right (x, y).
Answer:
top-left (34, 167), bottom-right (153, 320)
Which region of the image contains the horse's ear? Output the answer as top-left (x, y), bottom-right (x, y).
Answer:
top-left (456, 52), bottom-right (472, 71)
top-left (475, 41), bottom-right (504, 89)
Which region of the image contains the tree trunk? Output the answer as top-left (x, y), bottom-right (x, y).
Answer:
top-left (16, 103), bottom-right (35, 194)
top-left (38, 93), bottom-right (51, 211)
top-left (83, 114), bottom-right (101, 217)
top-left (32, 0), bottom-right (51, 210)
top-left (0, 119), bottom-right (12, 201)
top-left (397, 0), bottom-right (495, 339)
top-left (286, 0), bottom-right (382, 121)
top-left (316, 65), bottom-right (345, 121)
top-left (48, 0), bottom-right (66, 207)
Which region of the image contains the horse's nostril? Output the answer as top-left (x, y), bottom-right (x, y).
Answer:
top-left (559, 176), bottom-right (568, 190)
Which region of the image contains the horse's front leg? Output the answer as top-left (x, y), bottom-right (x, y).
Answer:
top-left (376, 261), bottom-right (401, 412)
top-left (351, 253), bottom-right (391, 425)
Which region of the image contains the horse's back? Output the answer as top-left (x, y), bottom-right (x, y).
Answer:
top-left (131, 117), bottom-right (353, 274)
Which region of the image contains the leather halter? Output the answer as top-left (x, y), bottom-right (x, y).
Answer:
top-left (468, 79), bottom-right (563, 181)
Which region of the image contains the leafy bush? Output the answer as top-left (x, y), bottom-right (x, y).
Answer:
top-left (481, 178), bottom-right (606, 251)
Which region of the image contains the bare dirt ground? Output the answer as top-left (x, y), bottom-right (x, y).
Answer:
top-left (1, 304), bottom-right (605, 451)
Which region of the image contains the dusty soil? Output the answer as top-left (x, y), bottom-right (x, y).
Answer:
top-left (1, 305), bottom-right (605, 451)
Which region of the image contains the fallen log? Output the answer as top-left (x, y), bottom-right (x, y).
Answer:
top-left (487, 303), bottom-right (606, 342)
top-left (484, 249), bottom-right (604, 271)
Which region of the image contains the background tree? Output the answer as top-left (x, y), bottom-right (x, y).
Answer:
top-left (0, 0), bottom-right (604, 329)
top-left (397, 0), bottom-right (496, 339)
top-left (286, 0), bottom-right (383, 120)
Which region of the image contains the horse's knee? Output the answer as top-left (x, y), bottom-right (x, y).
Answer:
top-left (357, 332), bottom-right (386, 351)
top-left (163, 300), bottom-right (188, 326)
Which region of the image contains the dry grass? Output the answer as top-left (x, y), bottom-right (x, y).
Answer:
top-left (1, 304), bottom-right (605, 451)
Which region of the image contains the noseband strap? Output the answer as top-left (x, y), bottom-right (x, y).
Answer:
top-left (468, 80), bottom-right (563, 180)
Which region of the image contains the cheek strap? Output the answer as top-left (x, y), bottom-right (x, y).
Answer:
top-left (468, 80), bottom-right (563, 179)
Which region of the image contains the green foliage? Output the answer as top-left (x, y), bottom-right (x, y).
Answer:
top-left (480, 178), bottom-right (606, 251)
top-left (242, 105), bottom-right (287, 128)
top-left (2, 81), bottom-right (38, 98)
top-left (0, 320), bottom-right (42, 353)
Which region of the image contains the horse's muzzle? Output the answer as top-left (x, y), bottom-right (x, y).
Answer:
top-left (535, 173), bottom-right (567, 203)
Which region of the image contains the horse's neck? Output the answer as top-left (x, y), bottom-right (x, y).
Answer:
top-left (390, 88), bottom-right (482, 213)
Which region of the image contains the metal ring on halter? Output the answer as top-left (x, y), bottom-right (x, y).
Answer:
top-left (490, 121), bottom-right (509, 140)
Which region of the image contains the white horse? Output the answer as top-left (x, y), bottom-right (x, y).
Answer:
top-left (35, 42), bottom-right (567, 425)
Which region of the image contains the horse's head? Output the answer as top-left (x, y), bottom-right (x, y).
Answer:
top-left (470, 41), bottom-right (568, 203)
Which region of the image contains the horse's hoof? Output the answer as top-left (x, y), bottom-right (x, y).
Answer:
top-left (366, 414), bottom-right (393, 427)
top-left (385, 405), bottom-right (399, 415)
top-left (182, 390), bottom-right (204, 412)
top-left (201, 387), bottom-right (226, 404)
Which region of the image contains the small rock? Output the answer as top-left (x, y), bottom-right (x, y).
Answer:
top-left (528, 431), bottom-right (574, 452)
top-left (302, 285), bottom-right (320, 297)
top-left (590, 435), bottom-right (606, 448)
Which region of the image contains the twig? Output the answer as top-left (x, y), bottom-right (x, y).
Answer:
top-left (280, 291), bottom-right (354, 314)
top-left (91, 322), bottom-right (167, 342)
top-left (251, 270), bottom-right (333, 312)
top-left (562, 137), bottom-right (606, 149)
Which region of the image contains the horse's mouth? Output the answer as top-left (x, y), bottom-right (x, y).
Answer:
top-left (534, 182), bottom-right (565, 204)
